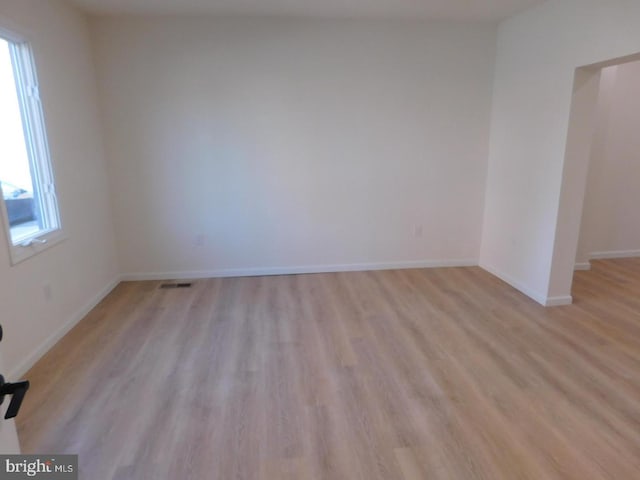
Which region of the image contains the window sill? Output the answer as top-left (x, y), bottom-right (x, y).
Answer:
top-left (8, 229), bottom-right (66, 266)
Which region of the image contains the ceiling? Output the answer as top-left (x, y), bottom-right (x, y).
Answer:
top-left (69, 0), bottom-right (546, 21)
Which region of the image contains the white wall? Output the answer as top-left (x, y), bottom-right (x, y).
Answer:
top-left (0, 0), bottom-right (118, 378)
top-left (91, 17), bottom-right (497, 279)
top-left (479, 0), bottom-right (640, 305)
top-left (576, 61), bottom-right (640, 264)
top-left (3, 0), bottom-right (640, 395)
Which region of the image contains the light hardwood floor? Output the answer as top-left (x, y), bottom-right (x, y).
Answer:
top-left (16, 259), bottom-right (640, 479)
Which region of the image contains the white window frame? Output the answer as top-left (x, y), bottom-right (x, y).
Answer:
top-left (0, 27), bottom-right (64, 265)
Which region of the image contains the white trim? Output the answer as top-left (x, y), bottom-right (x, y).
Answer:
top-left (0, 18), bottom-right (31, 44)
top-left (8, 277), bottom-right (121, 381)
top-left (0, 36), bottom-right (63, 265)
top-left (6, 231), bottom-right (66, 266)
top-left (479, 262), bottom-right (549, 306)
top-left (590, 250), bottom-right (640, 260)
top-left (574, 251), bottom-right (640, 269)
top-left (120, 259), bottom-right (479, 282)
top-left (480, 263), bottom-right (574, 307)
top-left (545, 296), bottom-right (573, 307)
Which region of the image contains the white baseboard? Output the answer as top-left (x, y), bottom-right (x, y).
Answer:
top-left (120, 258), bottom-right (479, 282)
top-left (574, 262), bottom-right (592, 271)
top-left (479, 263), bottom-right (547, 306)
top-left (479, 263), bottom-right (573, 307)
top-left (545, 295), bottom-right (574, 307)
top-left (590, 250), bottom-right (640, 260)
top-left (9, 277), bottom-right (121, 381)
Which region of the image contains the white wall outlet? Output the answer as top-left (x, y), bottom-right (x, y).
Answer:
top-left (413, 225), bottom-right (424, 238)
top-left (194, 234), bottom-right (206, 247)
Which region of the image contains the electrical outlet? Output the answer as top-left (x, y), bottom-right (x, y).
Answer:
top-left (194, 234), bottom-right (206, 247)
top-left (413, 225), bottom-right (424, 238)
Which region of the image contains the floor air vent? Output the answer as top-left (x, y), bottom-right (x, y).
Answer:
top-left (160, 282), bottom-right (193, 289)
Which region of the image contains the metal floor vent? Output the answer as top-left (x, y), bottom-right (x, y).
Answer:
top-left (160, 282), bottom-right (193, 289)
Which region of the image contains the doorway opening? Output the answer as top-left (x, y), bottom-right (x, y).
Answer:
top-left (551, 52), bottom-right (640, 300)
top-left (574, 60), bottom-right (640, 270)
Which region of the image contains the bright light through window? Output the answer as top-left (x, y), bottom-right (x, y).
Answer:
top-left (0, 40), bottom-right (38, 241)
top-left (0, 34), bottom-right (61, 263)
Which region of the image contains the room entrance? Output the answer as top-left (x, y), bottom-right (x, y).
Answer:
top-left (547, 52), bottom-right (640, 299)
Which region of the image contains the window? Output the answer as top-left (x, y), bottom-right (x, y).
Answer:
top-left (0, 31), bottom-right (62, 264)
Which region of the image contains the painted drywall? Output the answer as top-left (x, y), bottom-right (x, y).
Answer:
top-left (0, 0), bottom-right (119, 379)
top-left (576, 62), bottom-right (640, 264)
top-left (91, 17), bottom-right (496, 278)
top-left (480, 0), bottom-right (640, 304)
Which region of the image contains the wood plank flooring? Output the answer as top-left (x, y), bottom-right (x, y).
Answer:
top-left (16, 259), bottom-right (640, 479)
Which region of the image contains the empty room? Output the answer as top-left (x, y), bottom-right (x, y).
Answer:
top-left (1, 0), bottom-right (640, 478)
